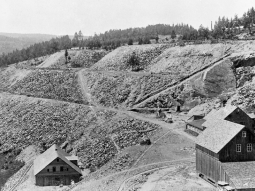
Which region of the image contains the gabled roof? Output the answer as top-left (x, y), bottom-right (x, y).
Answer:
top-left (196, 119), bottom-right (244, 153)
top-left (203, 105), bottom-right (237, 122)
top-left (66, 156), bottom-right (78, 161)
top-left (34, 144), bottom-right (82, 176)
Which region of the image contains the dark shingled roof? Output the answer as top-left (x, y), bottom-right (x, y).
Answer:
top-left (186, 119), bottom-right (206, 130)
top-left (196, 119), bottom-right (244, 153)
top-left (222, 162), bottom-right (255, 189)
top-left (34, 144), bottom-right (82, 176)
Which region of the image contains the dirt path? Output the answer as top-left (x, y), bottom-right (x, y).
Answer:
top-left (86, 69), bottom-right (170, 77)
top-left (37, 52), bottom-right (63, 68)
top-left (69, 158), bottom-right (194, 191)
top-left (117, 158), bottom-right (194, 191)
top-left (126, 111), bottom-right (195, 142)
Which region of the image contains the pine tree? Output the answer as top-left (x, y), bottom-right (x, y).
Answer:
top-left (171, 30), bottom-right (176, 39)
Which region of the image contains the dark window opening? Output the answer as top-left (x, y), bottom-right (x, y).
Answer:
top-left (67, 168), bottom-right (68, 171)
top-left (53, 167), bottom-right (56, 172)
top-left (47, 169), bottom-right (49, 172)
top-left (57, 158), bottom-right (59, 162)
top-left (60, 166), bottom-right (63, 171)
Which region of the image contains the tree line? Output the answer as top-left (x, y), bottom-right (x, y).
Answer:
top-left (83, 23), bottom-right (197, 50)
top-left (1, 7), bottom-right (255, 67)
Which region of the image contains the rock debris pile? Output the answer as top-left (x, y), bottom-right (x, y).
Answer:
top-left (10, 69), bottom-right (85, 104)
top-left (71, 49), bottom-right (108, 68)
top-left (235, 66), bottom-right (255, 87)
top-left (86, 71), bottom-right (174, 108)
top-left (76, 115), bottom-right (159, 170)
top-left (92, 44), bottom-right (169, 71)
top-left (0, 93), bottom-right (159, 172)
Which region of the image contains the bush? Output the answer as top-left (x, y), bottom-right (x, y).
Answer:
top-left (128, 39), bottom-right (133, 45)
top-left (127, 52), bottom-right (141, 71)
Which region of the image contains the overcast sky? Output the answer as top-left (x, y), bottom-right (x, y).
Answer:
top-left (0, 0), bottom-right (254, 36)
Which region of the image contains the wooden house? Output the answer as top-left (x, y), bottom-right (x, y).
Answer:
top-left (196, 106), bottom-right (255, 190)
top-left (34, 144), bottom-right (82, 186)
top-left (188, 105), bottom-right (255, 136)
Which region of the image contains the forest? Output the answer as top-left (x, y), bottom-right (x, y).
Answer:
top-left (0, 7), bottom-right (255, 67)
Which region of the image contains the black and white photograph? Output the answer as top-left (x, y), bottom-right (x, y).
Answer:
top-left (1, 0), bottom-right (255, 190)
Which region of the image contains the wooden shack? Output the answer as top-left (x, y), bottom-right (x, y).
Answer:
top-left (34, 144), bottom-right (82, 186)
top-left (186, 119), bottom-right (206, 135)
top-left (196, 106), bottom-right (255, 190)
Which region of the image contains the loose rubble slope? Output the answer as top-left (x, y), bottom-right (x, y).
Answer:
top-left (0, 93), bottom-right (160, 171)
top-left (9, 69), bottom-right (85, 104)
top-left (85, 71), bottom-right (175, 108)
top-left (0, 65), bottom-right (32, 89)
top-left (91, 44), bottom-right (169, 71)
top-left (133, 41), bottom-right (255, 110)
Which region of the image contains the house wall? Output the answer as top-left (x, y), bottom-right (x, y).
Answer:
top-left (219, 128), bottom-right (255, 162)
top-left (196, 146), bottom-right (226, 183)
top-left (225, 108), bottom-right (255, 133)
top-left (35, 175), bottom-right (80, 186)
top-left (35, 158), bottom-right (81, 186)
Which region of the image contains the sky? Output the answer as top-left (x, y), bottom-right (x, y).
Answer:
top-left (0, 0), bottom-right (254, 36)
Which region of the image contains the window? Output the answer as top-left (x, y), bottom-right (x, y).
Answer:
top-left (53, 167), bottom-right (56, 172)
top-left (60, 166), bottom-right (63, 171)
top-left (247, 143), bottom-right (252, 152)
top-left (47, 169), bottom-right (49, 172)
top-left (67, 168), bottom-right (69, 171)
top-left (236, 144), bottom-right (241, 152)
top-left (242, 131), bottom-right (246, 137)
top-left (57, 158), bottom-right (59, 162)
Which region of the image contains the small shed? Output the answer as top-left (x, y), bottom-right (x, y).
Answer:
top-left (34, 144), bottom-right (82, 186)
top-left (186, 119), bottom-right (206, 135)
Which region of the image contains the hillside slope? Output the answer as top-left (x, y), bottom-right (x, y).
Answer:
top-left (84, 41), bottom-right (255, 110)
top-left (0, 93), bottom-right (160, 170)
top-left (2, 41), bottom-right (255, 191)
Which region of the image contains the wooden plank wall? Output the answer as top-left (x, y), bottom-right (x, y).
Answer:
top-left (196, 148), bottom-right (221, 182)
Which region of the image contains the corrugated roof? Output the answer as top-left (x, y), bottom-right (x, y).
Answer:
top-left (186, 119), bottom-right (206, 130)
top-left (34, 144), bottom-right (82, 175)
top-left (196, 119), bottom-right (244, 153)
top-left (222, 162), bottom-right (255, 189)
